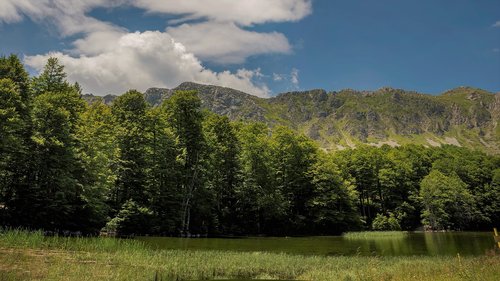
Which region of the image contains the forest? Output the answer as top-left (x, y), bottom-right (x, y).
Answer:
top-left (1, 54), bottom-right (499, 236)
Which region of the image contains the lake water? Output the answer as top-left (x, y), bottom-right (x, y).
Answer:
top-left (137, 232), bottom-right (496, 257)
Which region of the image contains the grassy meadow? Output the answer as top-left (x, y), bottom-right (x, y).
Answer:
top-left (0, 230), bottom-right (499, 281)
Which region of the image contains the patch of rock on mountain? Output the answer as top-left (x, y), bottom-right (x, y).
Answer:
top-left (444, 137), bottom-right (461, 147)
top-left (426, 138), bottom-right (441, 147)
top-left (368, 140), bottom-right (400, 148)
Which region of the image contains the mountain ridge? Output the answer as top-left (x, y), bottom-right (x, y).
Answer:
top-left (82, 83), bottom-right (500, 154)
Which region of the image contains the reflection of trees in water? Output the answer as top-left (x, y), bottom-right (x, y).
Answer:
top-left (423, 232), bottom-right (494, 256)
top-left (138, 232), bottom-right (494, 256)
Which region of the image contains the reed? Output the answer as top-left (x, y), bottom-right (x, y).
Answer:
top-left (343, 231), bottom-right (409, 239)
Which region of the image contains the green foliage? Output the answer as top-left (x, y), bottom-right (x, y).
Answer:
top-left (203, 114), bottom-right (240, 233)
top-left (0, 79), bottom-right (25, 223)
top-left (269, 126), bottom-right (318, 232)
top-left (32, 57), bottom-right (72, 95)
top-left (112, 90), bottom-right (149, 207)
top-left (0, 55), bottom-right (30, 102)
top-left (105, 200), bottom-right (154, 235)
top-left (0, 56), bottom-right (33, 228)
top-left (420, 170), bottom-right (476, 230)
top-left (163, 90), bottom-right (205, 234)
top-left (308, 152), bottom-right (360, 233)
top-left (145, 107), bottom-right (180, 233)
top-left (371, 213), bottom-right (401, 231)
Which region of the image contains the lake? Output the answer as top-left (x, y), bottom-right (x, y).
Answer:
top-left (137, 232), bottom-right (496, 257)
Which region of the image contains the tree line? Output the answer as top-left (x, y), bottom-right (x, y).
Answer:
top-left (1, 55), bottom-right (499, 236)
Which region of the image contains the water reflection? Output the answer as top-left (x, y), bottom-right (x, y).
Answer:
top-left (138, 232), bottom-right (496, 257)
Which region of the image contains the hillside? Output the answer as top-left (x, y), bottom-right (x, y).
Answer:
top-left (82, 83), bottom-right (500, 154)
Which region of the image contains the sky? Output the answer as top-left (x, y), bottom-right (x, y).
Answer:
top-left (0, 0), bottom-right (499, 97)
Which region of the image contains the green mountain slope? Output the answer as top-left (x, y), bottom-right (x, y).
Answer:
top-left (82, 83), bottom-right (500, 154)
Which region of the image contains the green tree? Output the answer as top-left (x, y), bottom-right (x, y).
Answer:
top-left (112, 90), bottom-right (149, 207)
top-left (420, 170), bottom-right (476, 230)
top-left (0, 55), bottom-right (33, 227)
top-left (203, 114), bottom-right (240, 233)
top-left (145, 107), bottom-right (180, 234)
top-left (30, 87), bottom-right (86, 230)
top-left (235, 122), bottom-right (283, 234)
top-left (308, 152), bottom-right (360, 234)
top-left (104, 200), bottom-right (154, 235)
top-left (163, 90), bottom-right (205, 235)
top-left (32, 57), bottom-right (72, 95)
top-left (0, 79), bottom-right (25, 224)
top-left (270, 126), bottom-right (318, 233)
top-left (77, 100), bottom-right (118, 232)
top-left (372, 213), bottom-right (401, 231)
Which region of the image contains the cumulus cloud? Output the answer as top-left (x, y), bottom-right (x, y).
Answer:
top-left (166, 22), bottom-right (291, 64)
top-left (1, 0), bottom-right (311, 96)
top-left (134, 0), bottom-right (312, 26)
top-left (493, 21), bottom-right (500, 28)
top-left (25, 31), bottom-right (270, 97)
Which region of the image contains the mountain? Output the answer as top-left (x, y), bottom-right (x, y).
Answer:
top-left (82, 83), bottom-right (500, 154)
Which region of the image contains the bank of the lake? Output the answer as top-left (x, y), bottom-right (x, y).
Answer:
top-left (1, 230), bottom-right (499, 281)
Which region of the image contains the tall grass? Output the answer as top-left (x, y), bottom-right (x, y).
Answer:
top-left (0, 227), bottom-right (145, 252)
top-left (343, 231), bottom-right (409, 239)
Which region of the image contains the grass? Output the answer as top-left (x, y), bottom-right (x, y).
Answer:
top-left (0, 229), bottom-right (499, 281)
top-left (343, 231), bottom-right (409, 240)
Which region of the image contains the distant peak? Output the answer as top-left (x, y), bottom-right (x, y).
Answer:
top-left (177, 81), bottom-right (207, 88)
top-left (442, 86), bottom-right (493, 96)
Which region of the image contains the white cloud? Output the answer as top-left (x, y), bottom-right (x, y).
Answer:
top-left (166, 22), bottom-right (291, 64)
top-left (134, 0), bottom-right (312, 26)
top-left (0, 0), bottom-right (124, 35)
top-left (291, 68), bottom-right (299, 87)
top-left (492, 21), bottom-right (500, 28)
top-left (25, 31), bottom-right (270, 97)
top-left (2, 0), bottom-right (311, 97)
top-left (272, 68), bottom-right (300, 90)
top-left (273, 73), bottom-right (284, 81)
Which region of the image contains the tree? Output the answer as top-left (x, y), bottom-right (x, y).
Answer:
top-left (343, 146), bottom-right (388, 224)
top-left (0, 79), bottom-right (25, 224)
top-left (30, 89), bottom-right (86, 230)
top-left (0, 55), bottom-right (33, 227)
top-left (420, 170), bottom-right (476, 230)
top-left (308, 152), bottom-right (360, 234)
top-left (270, 126), bottom-right (318, 233)
top-left (32, 57), bottom-right (72, 96)
top-left (145, 107), bottom-right (180, 234)
top-left (235, 122), bottom-right (284, 234)
top-left (0, 55), bottom-right (30, 102)
top-left (104, 200), bottom-right (154, 235)
top-left (473, 168), bottom-right (500, 229)
top-left (163, 90), bottom-right (205, 235)
top-left (372, 213), bottom-right (401, 231)
top-left (76, 100), bottom-right (118, 232)
top-left (112, 90), bottom-right (149, 207)
top-left (203, 114), bottom-right (240, 233)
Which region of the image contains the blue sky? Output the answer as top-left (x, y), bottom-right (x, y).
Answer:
top-left (0, 0), bottom-right (499, 96)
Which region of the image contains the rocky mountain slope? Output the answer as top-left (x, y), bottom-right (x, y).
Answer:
top-left (82, 82), bottom-right (500, 154)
